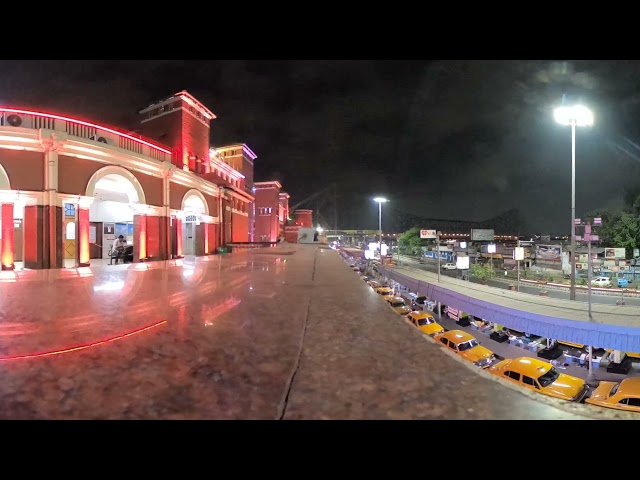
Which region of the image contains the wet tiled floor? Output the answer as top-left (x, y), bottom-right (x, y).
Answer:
top-left (0, 245), bottom-right (629, 419)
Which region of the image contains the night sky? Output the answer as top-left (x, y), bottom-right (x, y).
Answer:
top-left (3, 60), bottom-right (640, 234)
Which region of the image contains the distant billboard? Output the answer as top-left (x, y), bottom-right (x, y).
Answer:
top-left (513, 247), bottom-right (525, 261)
top-left (456, 256), bottom-right (469, 270)
top-left (605, 248), bottom-right (626, 259)
top-left (471, 229), bottom-right (495, 241)
top-left (420, 229), bottom-right (437, 239)
top-left (535, 244), bottom-right (562, 265)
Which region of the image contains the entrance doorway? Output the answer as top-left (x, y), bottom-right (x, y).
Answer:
top-left (84, 169), bottom-right (145, 266)
top-left (181, 191), bottom-right (208, 257)
top-left (183, 220), bottom-right (196, 255)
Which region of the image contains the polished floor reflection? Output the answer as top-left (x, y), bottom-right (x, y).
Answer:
top-left (0, 245), bottom-right (607, 419)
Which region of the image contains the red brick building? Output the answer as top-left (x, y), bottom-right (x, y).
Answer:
top-left (253, 181), bottom-right (290, 242)
top-left (0, 90), bottom-right (288, 270)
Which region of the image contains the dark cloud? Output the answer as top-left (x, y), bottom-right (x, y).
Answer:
top-left (2, 60), bottom-right (640, 234)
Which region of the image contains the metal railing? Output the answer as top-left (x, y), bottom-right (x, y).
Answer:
top-left (0, 108), bottom-right (171, 162)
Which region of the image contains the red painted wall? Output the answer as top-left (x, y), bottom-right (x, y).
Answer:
top-left (232, 213), bottom-right (249, 242)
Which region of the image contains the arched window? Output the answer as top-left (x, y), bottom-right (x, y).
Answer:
top-left (66, 222), bottom-right (76, 240)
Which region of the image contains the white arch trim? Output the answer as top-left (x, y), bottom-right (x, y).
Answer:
top-left (86, 165), bottom-right (146, 205)
top-left (181, 189), bottom-right (209, 216)
top-left (0, 163), bottom-right (11, 190)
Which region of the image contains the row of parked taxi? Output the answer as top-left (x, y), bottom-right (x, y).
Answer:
top-left (348, 255), bottom-right (640, 414)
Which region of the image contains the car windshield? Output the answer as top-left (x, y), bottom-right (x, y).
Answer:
top-left (380, 291), bottom-right (392, 295)
top-left (417, 318), bottom-right (434, 326)
top-left (391, 301), bottom-right (405, 307)
top-left (457, 339), bottom-right (479, 351)
top-left (610, 384), bottom-right (619, 397)
top-left (537, 367), bottom-right (560, 387)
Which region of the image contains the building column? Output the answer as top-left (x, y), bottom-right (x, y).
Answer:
top-left (1, 203), bottom-right (15, 270)
top-left (77, 206), bottom-right (90, 267)
top-left (174, 216), bottom-right (183, 258)
top-left (134, 214), bottom-right (148, 262)
top-left (161, 162), bottom-right (175, 261)
top-left (39, 129), bottom-right (66, 269)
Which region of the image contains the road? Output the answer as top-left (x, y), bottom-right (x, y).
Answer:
top-left (346, 248), bottom-right (640, 306)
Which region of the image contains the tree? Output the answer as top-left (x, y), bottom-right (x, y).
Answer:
top-left (470, 263), bottom-right (494, 283)
top-left (398, 227), bottom-right (433, 256)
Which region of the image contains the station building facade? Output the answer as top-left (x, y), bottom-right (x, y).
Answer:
top-left (0, 90), bottom-right (286, 270)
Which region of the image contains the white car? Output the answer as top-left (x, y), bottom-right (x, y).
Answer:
top-left (591, 276), bottom-right (611, 287)
top-left (442, 263), bottom-right (456, 270)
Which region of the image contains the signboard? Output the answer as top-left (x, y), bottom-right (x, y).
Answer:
top-left (634, 248), bottom-right (640, 258)
top-left (471, 229), bottom-right (495, 241)
top-left (604, 248), bottom-right (626, 259)
top-left (459, 242), bottom-right (467, 249)
top-left (380, 244), bottom-right (388, 256)
top-left (420, 229), bottom-right (437, 239)
top-left (89, 226), bottom-right (97, 243)
top-left (368, 242), bottom-right (378, 251)
top-left (364, 249), bottom-right (374, 259)
top-left (513, 247), bottom-right (525, 261)
top-left (487, 244), bottom-right (496, 254)
top-left (447, 307), bottom-right (460, 321)
top-left (456, 256), bottom-right (469, 270)
top-left (536, 244), bottom-right (562, 263)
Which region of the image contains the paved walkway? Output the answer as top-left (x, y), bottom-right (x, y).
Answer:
top-left (0, 245), bottom-right (635, 419)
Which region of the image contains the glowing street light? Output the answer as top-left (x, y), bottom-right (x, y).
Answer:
top-left (373, 197), bottom-right (388, 256)
top-left (553, 104), bottom-right (594, 301)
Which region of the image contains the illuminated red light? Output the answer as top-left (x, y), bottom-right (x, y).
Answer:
top-left (0, 320), bottom-right (167, 361)
top-left (0, 108), bottom-right (171, 154)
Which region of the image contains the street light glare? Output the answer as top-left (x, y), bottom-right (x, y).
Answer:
top-left (553, 105), bottom-right (594, 127)
top-left (373, 197), bottom-right (388, 203)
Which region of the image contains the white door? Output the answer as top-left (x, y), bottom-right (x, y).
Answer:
top-left (183, 222), bottom-right (195, 255)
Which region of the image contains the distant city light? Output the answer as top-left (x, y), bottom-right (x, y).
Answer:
top-left (373, 197), bottom-right (388, 203)
top-left (553, 104), bottom-right (594, 127)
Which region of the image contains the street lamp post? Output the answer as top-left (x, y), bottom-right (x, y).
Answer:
top-left (554, 104), bottom-right (594, 301)
top-left (373, 197), bottom-right (388, 260)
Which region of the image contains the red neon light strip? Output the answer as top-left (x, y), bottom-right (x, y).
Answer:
top-left (0, 108), bottom-right (171, 154)
top-left (0, 320), bottom-right (167, 361)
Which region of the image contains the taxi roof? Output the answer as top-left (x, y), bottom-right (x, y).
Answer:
top-left (408, 311), bottom-right (434, 319)
top-left (441, 329), bottom-right (475, 343)
top-left (503, 357), bottom-right (552, 375)
top-left (617, 378), bottom-right (640, 396)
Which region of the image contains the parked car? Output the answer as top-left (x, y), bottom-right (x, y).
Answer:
top-left (373, 286), bottom-right (393, 296)
top-left (442, 263), bottom-right (456, 270)
top-left (385, 296), bottom-right (412, 315)
top-left (433, 329), bottom-right (496, 368)
top-left (406, 311), bottom-right (444, 336)
top-left (585, 378), bottom-right (640, 412)
top-left (591, 276), bottom-right (611, 287)
top-left (488, 357), bottom-right (589, 402)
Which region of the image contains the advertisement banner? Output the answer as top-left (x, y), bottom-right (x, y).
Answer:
top-left (456, 256), bottom-right (469, 269)
top-left (535, 244), bottom-right (562, 264)
top-left (420, 229), bottom-right (436, 239)
top-left (471, 229), bottom-right (495, 241)
top-left (513, 247), bottom-right (525, 261)
top-left (605, 248), bottom-right (626, 259)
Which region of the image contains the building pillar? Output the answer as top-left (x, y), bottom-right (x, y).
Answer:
top-left (39, 129), bottom-right (66, 269)
top-left (162, 162), bottom-right (175, 261)
top-left (175, 217), bottom-right (183, 258)
top-left (77, 207), bottom-right (90, 267)
top-left (23, 205), bottom-right (42, 269)
top-left (1, 203), bottom-right (15, 270)
top-left (134, 214), bottom-right (148, 262)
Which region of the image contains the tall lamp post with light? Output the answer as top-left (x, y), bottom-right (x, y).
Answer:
top-left (553, 104), bottom-right (594, 301)
top-left (373, 197), bottom-right (388, 258)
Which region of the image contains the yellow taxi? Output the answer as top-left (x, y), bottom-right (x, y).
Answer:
top-left (405, 311), bottom-right (444, 336)
top-left (433, 329), bottom-right (496, 368)
top-left (373, 286), bottom-right (394, 296)
top-left (385, 296), bottom-right (412, 315)
top-left (585, 378), bottom-right (640, 413)
top-left (557, 340), bottom-right (585, 349)
top-left (488, 357), bottom-right (588, 402)
top-left (605, 349), bottom-right (640, 359)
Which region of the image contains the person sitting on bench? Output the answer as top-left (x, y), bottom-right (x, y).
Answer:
top-left (112, 235), bottom-right (127, 264)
